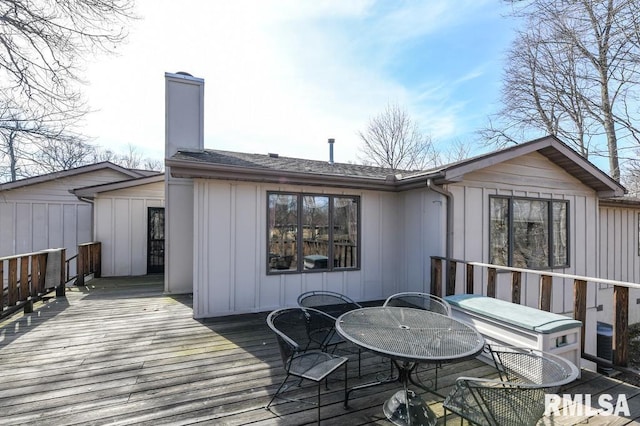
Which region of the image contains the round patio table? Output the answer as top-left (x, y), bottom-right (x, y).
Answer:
top-left (336, 306), bottom-right (485, 426)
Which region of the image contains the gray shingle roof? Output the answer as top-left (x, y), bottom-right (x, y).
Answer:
top-left (171, 149), bottom-right (409, 179)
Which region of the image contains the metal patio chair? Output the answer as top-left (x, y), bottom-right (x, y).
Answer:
top-left (383, 291), bottom-right (452, 389)
top-left (298, 290), bottom-right (365, 376)
top-left (382, 291), bottom-right (451, 316)
top-left (443, 345), bottom-right (580, 426)
top-left (265, 307), bottom-right (348, 424)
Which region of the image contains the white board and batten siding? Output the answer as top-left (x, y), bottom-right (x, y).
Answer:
top-left (0, 168), bottom-right (135, 259)
top-left (447, 152), bottom-right (600, 314)
top-left (93, 181), bottom-right (165, 277)
top-left (191, 179), bottom-right (445, 318)
top-left (598, 203), bottom-right (640, 325)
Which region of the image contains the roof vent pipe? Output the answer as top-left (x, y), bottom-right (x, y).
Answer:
top-left (328, 138), bottom-right (335, 164)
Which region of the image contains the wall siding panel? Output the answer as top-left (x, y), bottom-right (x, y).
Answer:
top-left (448, 151), bottom-right (599, 315)
top-left (192, 181), bottom-right (431, 318)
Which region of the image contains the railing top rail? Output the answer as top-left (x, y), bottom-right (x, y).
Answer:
top-left (467, 261), bottom-right (640, 290)
top-left (78, 242), bottom-right (100, 247)
top-left (0, 249), bottom-right (64, 262)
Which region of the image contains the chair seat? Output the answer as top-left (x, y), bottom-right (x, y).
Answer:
top-left (289, 351), bottom-right (348, 381)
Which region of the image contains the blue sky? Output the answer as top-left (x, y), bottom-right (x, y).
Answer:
top-left (83, 0), bottom-right (517, 165)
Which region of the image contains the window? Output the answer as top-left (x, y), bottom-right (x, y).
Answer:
top-left (267, 192), bottom-right (360, 273)
top-left (489, 196), bottom-right (568, 269)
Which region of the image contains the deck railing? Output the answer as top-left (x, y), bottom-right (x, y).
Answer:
top-left (0, 249), bottom-right (65, 318)
top-left (431, 256), bottom-right (640, 368)
top-left (1, 242), bottom-right (102, 318)
top-left (74, 242), bottom-right (102, 286)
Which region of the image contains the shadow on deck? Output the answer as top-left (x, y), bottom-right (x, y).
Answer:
top-left (0, 276), bottom-right (638, 425)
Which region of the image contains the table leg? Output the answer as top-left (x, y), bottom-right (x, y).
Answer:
top-left (383, 361), bottom-right (436, 426)
top-left (343, 359), bottom-right (398, 408)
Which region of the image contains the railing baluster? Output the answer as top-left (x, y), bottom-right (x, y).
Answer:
top-left (466, 263), bottom-right (474, 294)
top-left (511, 271), bottom-right (521, 304)
top-left (539, 275), bottom-right (552, 312)
top-left (431, 258), bottom-right (442, 298)
top-left (487, 267), bottom-right (496, 298)
top-left (447, 260), bottom-right (457, 296)
top-left (613, 285), bottom-right (629, 367)
top-left (8, 258), bottom-right (17, 305)
top-left (573, 279), bottom-right (587, 356)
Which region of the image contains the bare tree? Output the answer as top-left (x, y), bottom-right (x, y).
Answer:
top-left (0, 0), bottom-right (135, 181)
top-left (484, 0), bottom-right (640, 182)
top-left (358, 103), bottom-right (436, 170)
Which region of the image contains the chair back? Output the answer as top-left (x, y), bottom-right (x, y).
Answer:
top-left (383, 292), bottom-right (451, 316)
top-left (445, 346), bottom-right (579, 425)
top-left (489, 346), bottom-right (579, 392)
top-left (298, 290), bottom-right (362, 318)
top-left (266, 307), bottom-right (339, 367)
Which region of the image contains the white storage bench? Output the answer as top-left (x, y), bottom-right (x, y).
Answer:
top-left (444, 294), bottom-right (582, 373)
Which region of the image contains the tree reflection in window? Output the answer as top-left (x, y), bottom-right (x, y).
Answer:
top-left (490, 196), bottom-right (569, 269)
top-left (267, 192), bottom-right (360, 273)
top-left (268, 193), bottom-right (297, 271)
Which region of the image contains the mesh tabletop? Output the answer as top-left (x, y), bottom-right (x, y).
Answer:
top-left (336, 307), bottom-right (484, 363)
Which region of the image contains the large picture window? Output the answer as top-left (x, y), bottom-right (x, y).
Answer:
top-left (489, 196), bottom-right (568, 269)
top-left (267, 192), bottom-right (359, 273)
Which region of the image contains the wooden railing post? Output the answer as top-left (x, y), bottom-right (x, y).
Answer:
top-left (76, 245), bottom-right (86, 286)
top-left (93, 242), bottom-right (101, 278)
top-left (8, 258), bottom-right (17, 305)
top-left (431, 258), bottom-right (442, 298)
top-left (613, 285), bottom-right (629, 367)
top-left (466, 263), bottom-right (474, 294)
top-left (539, 275), bottom-right (552, 312)
top-left (20, 257), bottom-right (29, 302)
top-left (573, 279), bottom-right (587, 355)
top-left (487, 267), bottom-right (496, 298)
top-left (447, 260), bottom-right (457, 296)
top-left (57, 249), bottom-right (66, 297)
top-left (511, 271), bottom-right (521, 304)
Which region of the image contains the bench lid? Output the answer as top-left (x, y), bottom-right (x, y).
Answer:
top-left (444, 294), bottom-right (582, 333)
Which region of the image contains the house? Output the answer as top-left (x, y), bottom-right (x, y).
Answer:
top-left (162, 72), bottom-right (640, 352)
top-left (71, 174), bottom-right (165, 276)
top-left (0, 162), bottom-right (164, 279)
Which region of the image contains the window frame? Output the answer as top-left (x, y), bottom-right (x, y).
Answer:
top-left (266, 191), bottom-right (361, 274)
top-left (489, 195), bottom-right (570, 269)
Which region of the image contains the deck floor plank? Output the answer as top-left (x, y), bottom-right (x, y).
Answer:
top-left (0, 276), bottom-right (638, 425)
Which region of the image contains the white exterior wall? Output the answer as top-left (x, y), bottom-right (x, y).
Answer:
top-left (399, 188), bottom-right (447, 293)
top-left (191, 179), bottom-right (444, 318)
top-left (93, 181), bottom-right (165, 277)
top-left (0, 169), bottom-right (135, 259)
top-left (447, 152), bottom-right (603, 358)
top-left (597, 205), bottom-right (640, 325)
top-left (448, 152), bottom-right (599, 311)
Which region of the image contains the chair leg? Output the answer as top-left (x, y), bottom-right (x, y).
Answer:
top-left (344, 361), bottom-right (348, 408)
top-left (267, 373), bottom-right (290, 409)
top-left (317, 380), bottom-right (321, 424)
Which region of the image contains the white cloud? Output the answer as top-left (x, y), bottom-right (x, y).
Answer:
top-left (82, 0), bottom-right (509, 164)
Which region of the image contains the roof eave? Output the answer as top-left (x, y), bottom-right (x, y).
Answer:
top-left (72, 174), bottom-right (165, 198)
top-left (166, 159), bottom-right (399, 192)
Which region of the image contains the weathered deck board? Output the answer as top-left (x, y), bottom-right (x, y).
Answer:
top-left (0, 276), bottom-right (638, 425)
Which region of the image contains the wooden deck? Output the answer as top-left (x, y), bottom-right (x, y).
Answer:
top-left (1, 276), bottom-right (639, 425)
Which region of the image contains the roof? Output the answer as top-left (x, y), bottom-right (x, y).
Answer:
top-left (167, 149), bottom-right (407, 191)
top-left (0, 162), bottom-right (150, 191)
top-left (399, 135), bottom-right (626, 197)
top-left (72, 173), bottom-right (164, 199)
top-left (166, 135), bottom-right (627, 197)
